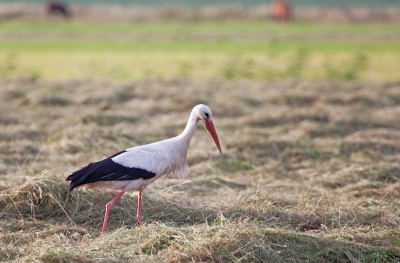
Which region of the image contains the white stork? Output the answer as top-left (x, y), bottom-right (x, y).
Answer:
top-left (66, 104), bottom-right (221, 234)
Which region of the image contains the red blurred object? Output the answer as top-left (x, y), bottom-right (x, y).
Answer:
top-left (271, 1), bottom-right (291, 22)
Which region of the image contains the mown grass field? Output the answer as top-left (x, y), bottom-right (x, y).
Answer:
top-left (1, 20), bottom-right (400, 262)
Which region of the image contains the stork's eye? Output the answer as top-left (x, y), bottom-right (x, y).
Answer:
top-left (205, 113), bottom-right (209, 119)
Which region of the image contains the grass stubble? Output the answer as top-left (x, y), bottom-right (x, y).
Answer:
top-left (0, 78), bottom-right (400, 262)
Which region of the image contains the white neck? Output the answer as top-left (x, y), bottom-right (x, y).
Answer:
top-left (177, 110), bottom-right (200, 146)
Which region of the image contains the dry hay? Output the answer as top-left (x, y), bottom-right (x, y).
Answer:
top-left (1, 79), bottom-right (400, 261)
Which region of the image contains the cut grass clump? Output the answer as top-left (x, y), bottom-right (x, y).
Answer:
top-left (275, 94), bottom-right (318, 107)
top-left (243, 110), bottom-right (329, 128)
top-left (0, 172), bottom-right (75, 221)
top-left (37, 96), bottom-right (71, 107)
top-left (0, 172), bottom-right (124, 227)
top-left (3, 221), bottom-right (400, 262)
top-left (215, 158), bottom-right (252, 173)
top-left (81, 114), bottom-right (138, 126)
top-left (339, 130), bottom-right (400, 156)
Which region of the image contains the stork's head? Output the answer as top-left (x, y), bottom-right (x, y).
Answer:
top-left (193, 104), bottom-right (222, 153)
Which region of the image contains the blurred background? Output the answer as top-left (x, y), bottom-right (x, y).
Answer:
top-left (0, 0), bottom-right (399, 82)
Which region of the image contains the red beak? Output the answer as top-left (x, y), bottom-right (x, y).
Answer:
top-left (205, 120), bottom-right (222, 153)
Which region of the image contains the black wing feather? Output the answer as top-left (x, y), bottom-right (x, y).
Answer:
top-left (66, 150), bottom-right (156, 192)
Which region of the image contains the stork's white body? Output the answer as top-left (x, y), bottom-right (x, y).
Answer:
top-left (66, 104), bottom-right (221, 234)
top-left (80, 134), bottom-right (191, 192)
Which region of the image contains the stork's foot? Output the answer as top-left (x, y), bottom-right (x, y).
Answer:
top-left (137, 215), bottom-right (144, 227)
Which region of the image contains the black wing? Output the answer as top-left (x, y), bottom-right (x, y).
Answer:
top-left (66, 150), bottom-right (156, 192)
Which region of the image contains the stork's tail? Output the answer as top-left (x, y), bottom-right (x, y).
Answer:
top-left (66, 164), bottom-right (97, 192)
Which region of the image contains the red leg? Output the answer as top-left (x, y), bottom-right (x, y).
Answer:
top-left (101, 189), bottom-right (125, 235)
top-left (137, 191), bottom-right (144, 226)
